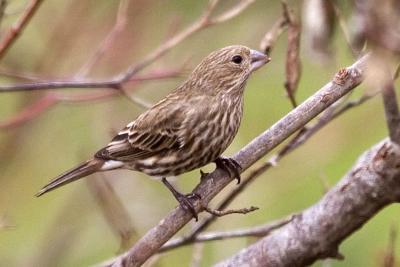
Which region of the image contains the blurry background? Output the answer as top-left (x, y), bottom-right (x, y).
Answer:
top-left (0, 0), bottom-right (399, 266)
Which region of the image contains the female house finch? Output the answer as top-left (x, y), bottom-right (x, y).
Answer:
top-left (37, 45), bottom-right (270, 220)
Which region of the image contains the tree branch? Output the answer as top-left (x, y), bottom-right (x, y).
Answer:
top-left (0, 0), bottom-right (43, 59)
top-left (99, 54), bottom-right (370, 267)
top-left (159, 90), bottom-right (377, 253)
top-left (215, 138), bottom-right (400, 267)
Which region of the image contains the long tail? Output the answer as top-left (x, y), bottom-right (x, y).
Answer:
top-left (36, 158), bottom-right (104, 197)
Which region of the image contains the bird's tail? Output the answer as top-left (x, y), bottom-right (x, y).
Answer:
top-left (36, 158), bottom-right (104, 197)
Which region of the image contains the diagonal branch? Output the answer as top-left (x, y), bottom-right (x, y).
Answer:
top-left (160, 90), bottom-right (377, 252)
top-left (99, 54), bottom-right (370, 267)
top-left (215, 138), bottom-right (400, 267)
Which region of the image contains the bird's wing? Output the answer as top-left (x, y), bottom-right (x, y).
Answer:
top-left (95, 100), bottom-right (187, 162)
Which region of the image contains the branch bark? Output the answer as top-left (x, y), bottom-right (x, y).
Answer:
top-left (100, 54), bottom-right (370, 267)
top-left (215, 138), bottom-right (400, 267)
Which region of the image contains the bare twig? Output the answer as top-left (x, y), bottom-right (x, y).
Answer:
top-left (216, 139), bottom-right (400, 266)
top-left (160, 216), bottom-right (292, 252)
top-left (116, 0), bottom-right (255, 83)
top-left (332, 2), bottom-right (357, 56)
top-left (204, 206), bottom-right (258, 217)
top-left (75, 0), bottom-right (130, 78)
top-left (0, 69), bottom-right (181, 129)
top-left (259, 2), bottom-right (289, 56)
top-left (0, 0), bottom-right (254, 93)
top-left (99, 54), bottom-right (370, 267)
top-left (0, 0), bottom-right (43, 59)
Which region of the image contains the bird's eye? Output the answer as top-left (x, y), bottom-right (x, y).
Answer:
top-left (231, 55), bottom-right (243, 64)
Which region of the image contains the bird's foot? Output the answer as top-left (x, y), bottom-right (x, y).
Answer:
top-left (162, 178), bottom-right (200, 221)
top-left (176, 193), bottom-right (201, 221)
top-left (215, 156), bottom-right (242, 184)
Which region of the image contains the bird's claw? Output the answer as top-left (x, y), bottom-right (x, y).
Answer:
top-left (215, 157), bottom-right (242, 184)
top-left (177, 193), bottom-right (201, 221)
top-left (162, 178), bottom-right (200, 221)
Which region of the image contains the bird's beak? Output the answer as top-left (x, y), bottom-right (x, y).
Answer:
top-left (250, 49), bottom-right (270, 72)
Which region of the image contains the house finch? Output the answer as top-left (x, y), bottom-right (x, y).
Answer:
top-left (37, 45), bottom-right (270, 220)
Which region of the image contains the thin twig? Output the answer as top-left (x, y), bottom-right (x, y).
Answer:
top-left (0, 0), bottom-right (253, 93)
top-left (160, 216), bottom-right (292, 251)
top-left (259, 2), bottom-right (290, 55)
top-left (0, 69), bottom-right (181, 129)
top-left (332, 2), bottom-right (358, 56)
top-left (117, 0), bottom-right (255, 83)
top-left (75, 0), bottom-right (130, 78)
top-left (0, 0), bottom-right (43, 59)
top-left (204, 206), bottom-right (258, 217)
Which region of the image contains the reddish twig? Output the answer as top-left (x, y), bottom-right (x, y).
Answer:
top-left (0, 0), bottom-right (43, 59)
top-left (75, 0), bottom-right (130, 78)
top-left (0, 0), bottom-right (253, 93)
top-left (0, 69), bottom-right (181, 129)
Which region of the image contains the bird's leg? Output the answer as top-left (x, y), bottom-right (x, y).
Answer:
top-left (161, 178), bottom-right (200, 221)
top-left (214, 156), bottom-right (242, 184)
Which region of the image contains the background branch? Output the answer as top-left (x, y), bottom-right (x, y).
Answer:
top-left (0, 0), bottom-right (43, 59)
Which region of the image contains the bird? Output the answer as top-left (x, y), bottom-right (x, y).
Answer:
top-left (36, 45), bottom-right (270, 220)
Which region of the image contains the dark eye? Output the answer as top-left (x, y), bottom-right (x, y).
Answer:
top-left (231, 55), bottom-right (243, 64)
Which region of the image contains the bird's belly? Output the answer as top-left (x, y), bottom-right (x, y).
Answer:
top-left (128, 104), bottom-right (242, 177)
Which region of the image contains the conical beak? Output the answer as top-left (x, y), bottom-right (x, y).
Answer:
top-left (250, 49), bottom-right (270, 72)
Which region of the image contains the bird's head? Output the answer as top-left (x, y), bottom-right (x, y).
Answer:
top-left (187, 45), bottom-right (270, 95)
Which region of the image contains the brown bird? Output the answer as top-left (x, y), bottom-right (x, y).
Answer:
top-left (36, 45), bottom-right (270, 220)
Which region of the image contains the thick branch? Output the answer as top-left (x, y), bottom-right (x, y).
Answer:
top-left (101, 54), bottom-right (370, 267)
top-left (216, 139), bottom-right (400, 267)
